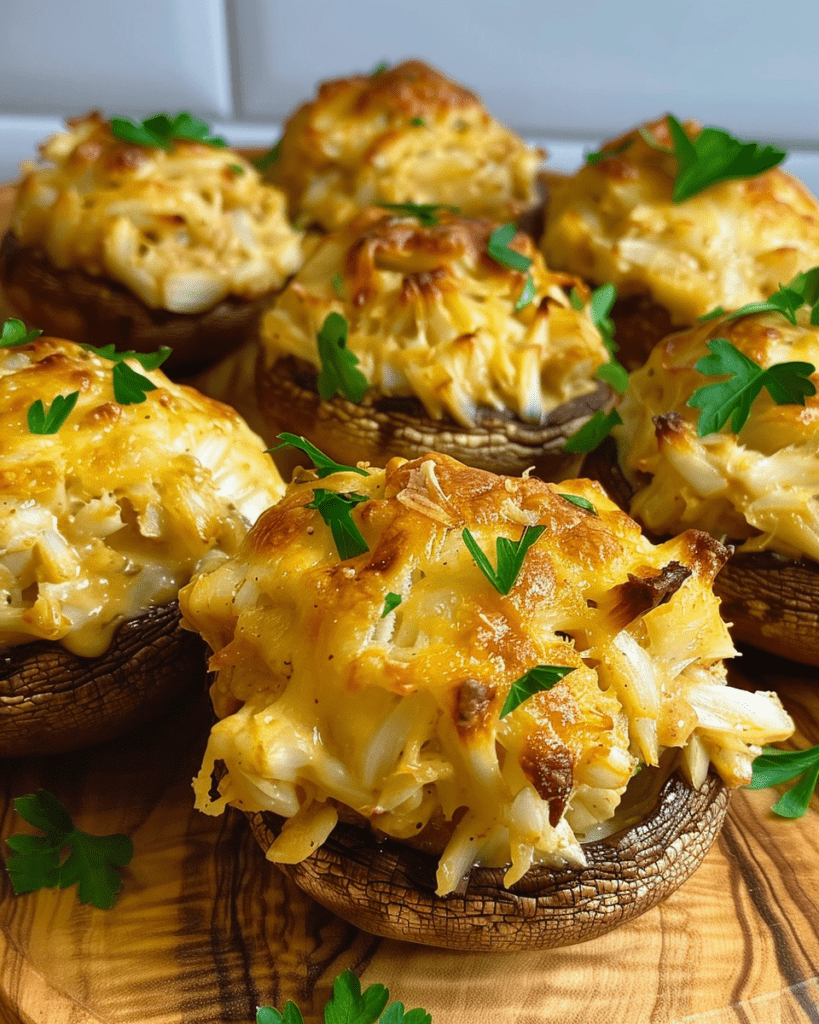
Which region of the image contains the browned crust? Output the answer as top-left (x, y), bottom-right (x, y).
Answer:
top-left (0, 230), bottom-right (272, 375)
top-left (583, 438), bottom-right (819, 667)
top-left (0, 601), bottom-right (208, 757)
top-left (246, 770), bottom-right (729, 951)
top-left (258, 354), bottom-right (614, 481)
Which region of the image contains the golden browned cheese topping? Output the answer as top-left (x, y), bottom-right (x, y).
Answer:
top-left (542, 117), bottom-right (819, 326)
top-left (0, 337), bottom-right (285, 656)
top-left (259, 208), bottom-right (610, 427)
top-left (184, 452), bottom-right (791, 895)
top-left (618, 309), bottom-right (819, 561)
top-left (12, 113), bottom-right (303, 313)
top-left (267, 60), bottom-right (543, 230)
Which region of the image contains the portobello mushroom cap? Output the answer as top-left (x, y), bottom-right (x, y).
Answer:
top-left (541, 116), bottom-right (819, 370)
top-left (0, 230), bottom-right (273, 376)
top-left (0, 601), bottom-right (205, 757)
top-left (246, 208), bottom-right (615, 478)
top-left (246, 768), bottom-right (729, 951)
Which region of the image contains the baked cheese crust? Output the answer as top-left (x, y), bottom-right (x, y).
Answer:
top-left (259, 208), bottom-right (610, 427)
top-left (11, 113), bottom-right (303, 314)
top-left (618, 309), bottom-right (819, 562)
top-left (184, 452), bottom-right (791, 895)
top-left (0, 336), bottom-right (285, 656)
top-left (267, 60), bottom-right (543, 231)
top-left (542, 117), bottom-right (819, 326)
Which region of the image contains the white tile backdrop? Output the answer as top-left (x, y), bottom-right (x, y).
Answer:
top-left (2, 0), bottom-right (818, 190)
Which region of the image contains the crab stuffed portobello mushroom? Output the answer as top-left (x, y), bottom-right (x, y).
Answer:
top-left (181, 449), bottom-right (792, 950)
top-left (0, 330), bottom-right (285, 756)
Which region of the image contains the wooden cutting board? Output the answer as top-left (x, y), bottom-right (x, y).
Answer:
top-left (1, 649), bottom-right (818, 1024)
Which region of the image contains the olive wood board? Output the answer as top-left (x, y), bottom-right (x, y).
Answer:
top-left (0, 650), bottom-right (818, 1024)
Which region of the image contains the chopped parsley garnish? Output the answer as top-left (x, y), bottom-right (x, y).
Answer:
top-left (332, 272), bottom-right (345, 298)
top-left (562, 408), bottom-right (623, 454)
top-left (5, 790), bottom-right (133, 910)
top-left (514, 274), bottom-right (536, 312)
top-left (378, 202), bottom-right (459, 226)
top-left (708, 268), bottom-right (819, 328)
top-left (568, 284), bottom-right (626, 391)
top-left (27, 392), bottom-right (79, 434)
top-left (316, 312), bottom-right (369, 403)
top-left (1, 318), bottom-right (42, 348)
top-left (307, 489), bottom-right (369, 560)
top-left (257, 969), bottom-right (431, 1024)
top-left (569, 287), bottom-right (584, 312)
top-left (80, 343), bottom-right (172, 371)
top-left (747, 744), bottom-right (819, 818)
top-left (269, 433), bottom-right (368, 478)
top-left (78, 343), bottom-right (171, 405)
top-left (462, 525), bottom-right (545, 595)
top-left (110, 112), bottom-right (227, 151)
top-left (410, 117), bottom-right (426, 127)
top-left (595, 361), bottom-right (629, 394)
top-left (642, 115), bottom-right (786, 203)
top-left (499, 665), bottom-right (576, 719)
top-left (585, 138), bottom-right (634, 165)
top-left (687, 338), bottom-right (816, 436)
top-left (487, 223), bottom-right (532, 273)
top-left (253, 140), bottom-right (282, 172)
top-left (229, 163), bottom-right (245, 175)
top-left (557, 493), bottom-right (597, 515)
top-left (381, 593), bottom-right (402, 618)
top-left (371, 61), bottom-right (390, 76)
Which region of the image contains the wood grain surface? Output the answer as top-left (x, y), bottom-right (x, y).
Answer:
top-left (1, 649), bottom-right (818, 1024)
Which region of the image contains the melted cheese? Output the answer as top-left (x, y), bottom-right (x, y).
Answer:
top-left (268, 60), bottom-right (543, 230)
top-left (0, 337), bottom-right (285, 656)
top-left (183, 453), bottom-right (792, 895)
top-left (12, 112), bottom-right (303, 313)
top-left (542, 117), bottom-right (819, 326)
top-left (259, 209), bottom-right (610, 427)
top-left (618, 309), bottom-right (819, 561)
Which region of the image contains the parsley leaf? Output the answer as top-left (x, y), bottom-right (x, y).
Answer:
top-left (487, 224), bottom-right (532, 273)
top-left (410, 117), bottom-right (426, 127)
top-left (316, 312), bottom-right (369, 403)
top-left (257, 970), bottom-right (431, 1024)
top-left (499, 665), bottom-right (576, 719)
top-left (381, 593), bottom-right (402, 618)
top-left (1, 318), bottom-right (42, 348)
top-left (557, 493), bottom-right (597, 515)
top-left (462, 525), bottom-right (545, 595)
top-left (112, 361), bottom-right (158, 405)
top-left (562, 408), bottom-right (623, 454)
top-left (80, 343), bottom-right (172, 371)
top-left (697, 306), bottom-right (727, 322)
top-left (27, 392), bottom-right (79, 434)
top-left (588, 282), bottom-right (618, 354)
top-left (568, 287), bottom-right (584, 312)
top-left (378, 202), bottom-right (459, 226)
top-left (643, 115), bottom-right (786, 203)
top-left (253, 140), bottom-right (282, 173)
top-left (585, 138), bottom-right (634, 165)
top-left (747, 744), bottom-right (819, 818)
top-left (514, 274), bottom-right (536, 312)
top-left (687, 338), bottom-right (816, 436)
top-left (111, 112), bottom-right (226, 151)
top-left (5, 790), bottom-right (133, 909)
top-left (371, 61), bottom-right (390, 75)
top-left (269, 433), bottom-right (369, 478)
top-left (307, 489), bottom-right (369, 560)
top-left (332, 272), bottom-right (345, 298)
top-left (595, 361), bottom-right (629, 394)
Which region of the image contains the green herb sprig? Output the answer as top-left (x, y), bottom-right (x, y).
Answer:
top-left (562, 408), bottom-right (623, 454)
top-left (378, 202), bottom-right (459, 226)
top-left (381, 593), bottom-right (402, 618)
top-left (700, 268), bottom-right (819, 328)
top-left (568, 285), bottom-right (627, 393)
top-left (27, 392), bottom-right (79, 435)
top-left (585, 138), bottom-right (633, 165)
top-left (1, 318), bottom-right (42, 348)
top-left (557, 493), bottom-right (597, 515)
top-left (253, 140), bottom-right (283, 172)
top-left (307, 489), bottom-right (370, 560)
top-left (499, 665), bottom-right (576, 719)
top-left (514, 274), bottom-right (536, 312)
top-left (316, 312), bottom-right (369, 403)
top-left (257, 969), bottom-right (431, 1024)
top-left (81, 343), bottom-right (172, 406)
top-left (269, 433), bottom-right (369, 478)
top-left (462, 525), bottom-right (545, 595)
top-left (643, 115), bottom-right (786, 203)
top-left (5, 790), bottom-right (133, 910)
top-left (110, 112), bottom-right (227, 151)
top-left (487, 224), bottom-right (532, 273)
top-left (747, 745), bottom-right (819, 818)
top-left (687, 338), bottom-right (816, 436)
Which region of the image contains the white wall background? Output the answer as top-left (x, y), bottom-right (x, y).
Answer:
top-left (1, 0), bottom-right (818, 190)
